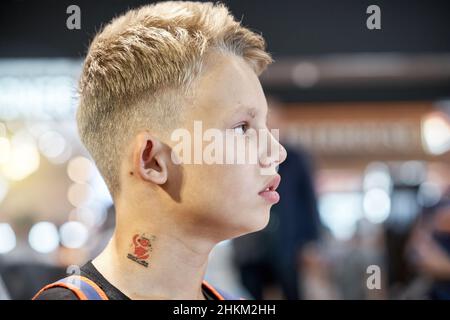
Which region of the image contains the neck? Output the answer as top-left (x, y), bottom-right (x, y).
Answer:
top-left (92, 209), bottom-right (216, 300)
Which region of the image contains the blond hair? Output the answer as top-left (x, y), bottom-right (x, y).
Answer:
top-left (77, 1), bottom-right (272, 198)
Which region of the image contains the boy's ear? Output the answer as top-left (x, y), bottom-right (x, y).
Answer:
top-left (133, 132), bottom-right (168, 185)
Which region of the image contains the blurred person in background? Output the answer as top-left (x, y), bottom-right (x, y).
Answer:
top-left (0, 264), bottom-right (10, 300)
top-left (232, 101), bottom-right (320, 300)
top-left (0, 216), bottom-right (67, 300)
top-left (0, 206), bottom-right (117, 300)
top-left (407, 189), bottom-right (450, 299)
top-left (1, 260), bottom-right (66, 300)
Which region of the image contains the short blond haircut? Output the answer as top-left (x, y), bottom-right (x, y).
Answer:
top-left (77, 1), bottom-right (272, 198)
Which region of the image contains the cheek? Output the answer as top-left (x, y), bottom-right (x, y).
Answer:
top-left (211, 164), bottom-right (258, 203)
top-left (181, 149), bottom-right (262, 216)
top-left (191, 165), bottom-right (249, 198)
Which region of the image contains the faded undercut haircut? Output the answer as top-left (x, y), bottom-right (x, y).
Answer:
top-left (76, 1), bottom-right (273, 198)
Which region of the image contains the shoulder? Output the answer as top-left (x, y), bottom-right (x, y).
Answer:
top-left (34, 287), bottom-right (79, 300)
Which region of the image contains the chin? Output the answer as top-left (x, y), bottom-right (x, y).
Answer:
top-left (255, 209), bottom-right (272, 231)
top-left (239, 207), bottom-right (271, 235)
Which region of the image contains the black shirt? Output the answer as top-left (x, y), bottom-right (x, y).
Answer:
top-left (35, 261), bottom-right (217, 300)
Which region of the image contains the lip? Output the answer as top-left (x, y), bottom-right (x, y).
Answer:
top-left (258, 174), bottom-right (281, 204)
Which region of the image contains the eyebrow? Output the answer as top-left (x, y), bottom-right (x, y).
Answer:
top-left (228, 104), bottom-right (268, 125)
top-left (231, 105), bottom-right (257, 119)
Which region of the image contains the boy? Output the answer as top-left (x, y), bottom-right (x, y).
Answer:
top-left (34, 1), bottom-right (287, 300)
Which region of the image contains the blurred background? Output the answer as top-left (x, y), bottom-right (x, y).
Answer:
top-left (0, 0), bottom-right (449, 300)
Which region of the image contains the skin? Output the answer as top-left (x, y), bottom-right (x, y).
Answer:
top-left (92, 51), bottom-right (287, 300)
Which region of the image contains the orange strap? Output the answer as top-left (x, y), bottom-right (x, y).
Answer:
top-left (202, 280), bottom-right (225, 300)
top-left (32, 275), bottom-right (109, 300)
top-left (34, 276), bottom-right (225, 300)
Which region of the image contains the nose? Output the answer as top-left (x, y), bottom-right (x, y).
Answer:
top-left (259, 129), bottom-right (288, 169)
top-left (278, 142), bottom-right (287, 165)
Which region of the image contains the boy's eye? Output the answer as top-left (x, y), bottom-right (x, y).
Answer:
top-left (233, 123), bottom-right (248, 135)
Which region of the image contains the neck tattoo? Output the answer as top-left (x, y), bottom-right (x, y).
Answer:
top-left (127, 233), bottom-right (156, 268)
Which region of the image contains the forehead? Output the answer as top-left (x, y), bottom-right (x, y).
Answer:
top-left (188, 52), bottom-right (267, 123)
